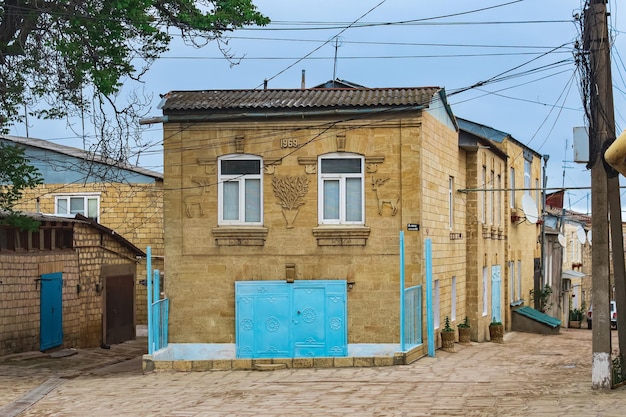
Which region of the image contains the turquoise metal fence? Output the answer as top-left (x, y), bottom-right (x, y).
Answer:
top-left (147, 246), bottom-right (169, 354)
top-left (403, 285), bottom-right (423, 348)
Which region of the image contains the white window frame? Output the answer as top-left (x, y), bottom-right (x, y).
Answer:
top-left (218, 154), bottom-right (263, 226)
top-left (524, 160), bottom-right (531, 195)
top-left (54, 193), bottom-right (101, 222)
top-left (490, 170), bottom-right (495, 225)
top-left (318, 153), bottom-right (364, 225)
top-left (510, 167), bottom-right (516, 208)
top-left (496, 174), bottom-right (502, 226)
top-left (481, 166), bottom-right (487, 223)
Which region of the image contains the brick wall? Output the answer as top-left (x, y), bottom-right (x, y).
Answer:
top-left (15, 181), bottom-right (163, 325)
top-left (0, 222), bottom-right (139, 355)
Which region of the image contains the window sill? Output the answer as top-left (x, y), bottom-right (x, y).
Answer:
top-left (312, 226), bottom-right (370, 246)
top-left (212, 226), bottom-right (268, 246)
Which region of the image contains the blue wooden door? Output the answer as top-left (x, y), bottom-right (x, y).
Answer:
top-left (235, 280), bottom-right (347, 358)
top-left (491, 265), bottom-right (502, 323)
top-left (40, 272), bottom-right (63, 351)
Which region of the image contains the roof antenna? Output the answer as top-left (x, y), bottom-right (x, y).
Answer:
top-left (332, 36), bottom-right (343, 87)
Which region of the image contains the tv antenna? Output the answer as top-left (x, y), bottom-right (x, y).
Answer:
top-left (331, 36), bottom-right (343, 87)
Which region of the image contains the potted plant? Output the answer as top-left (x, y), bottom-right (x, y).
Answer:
top-left (457, 316), bottom-right (471, 344)
top-left (569, 308), bottom-right (583, 328)
top-left (489, 318), bottom-right (504, 343)
top-left (441, 316), bottom-right (455, 352)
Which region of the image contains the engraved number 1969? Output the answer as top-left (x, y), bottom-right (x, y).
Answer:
top-left (281, 138), bottom-right (298, 148)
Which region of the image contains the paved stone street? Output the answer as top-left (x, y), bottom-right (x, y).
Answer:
top-left (1, 329), bottom-right (625, 416)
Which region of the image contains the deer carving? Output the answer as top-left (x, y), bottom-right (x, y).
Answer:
top-left (371, 176), bottom-right (399, 216)
top-left (184, 178), bottom-right (211, 217)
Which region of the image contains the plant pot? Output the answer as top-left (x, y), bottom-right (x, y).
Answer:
top-left (489, 324), bottom-right (504, 343)
top-left (458, 327), bottom-right (471, 344)
top-left (441, 330), bottom-right (455, 352)
top-left (569, 320), bottom-right (581, 328)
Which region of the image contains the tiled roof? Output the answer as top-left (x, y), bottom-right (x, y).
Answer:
top-left (160, 87), bottom-right (442, 112)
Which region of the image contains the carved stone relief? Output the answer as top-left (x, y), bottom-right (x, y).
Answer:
top-left (184, 177), bottom-right (212, 218)
top-left (272, 175), bottom-right (309, 228)
top-left (371, 175), bottom-right (399, 216)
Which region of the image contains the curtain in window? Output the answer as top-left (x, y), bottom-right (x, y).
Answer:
top-left (324, 180), bottom-right (340, 220)
top-left (245, 179), bottom-right (261, 222)
top-left (223, 181), bottom-right (239, 220)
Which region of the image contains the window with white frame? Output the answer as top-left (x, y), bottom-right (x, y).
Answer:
top-left (218, 155), bottom-right (263, 225)
top-left (448, 176), bottom-right (454, 230)
top-left (55, 194), bottom-right (100, 221)
top-left (497, 174), bottom-right (502, 226)
top-left (510, 167), bottom-right (516, 208)
top-left (318, 154), bottom-right (364, 225)
top-left (490, 170), bottom-right (495, 224)
top-left (481, 166), bottom-right (487, 223)
top-left (524, 159), bottom-right (531, 195)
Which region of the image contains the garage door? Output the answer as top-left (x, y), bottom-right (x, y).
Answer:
top-left (235, 280), bottom-right (347, 358)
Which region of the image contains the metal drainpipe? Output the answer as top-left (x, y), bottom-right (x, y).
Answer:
top-left (540, 154), bottom-right (549, 290)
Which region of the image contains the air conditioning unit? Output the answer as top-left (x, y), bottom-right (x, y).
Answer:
top-left (562, 279), bottom-right (572, 292)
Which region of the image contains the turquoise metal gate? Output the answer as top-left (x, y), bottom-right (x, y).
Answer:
top-left (235, 280), bottom-right (347, 358)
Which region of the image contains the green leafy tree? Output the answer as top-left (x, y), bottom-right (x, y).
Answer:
top-left (0, 141), bottom-right (43, 230)
top-left (0, 1), bottom-right (269, 161)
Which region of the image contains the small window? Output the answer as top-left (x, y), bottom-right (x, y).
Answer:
top-left (448, 176), bottom-right (454, 230)
top-left (55, 195), bottom-right (100, 222)
top-left (318, 154), bottom-right (364, 225)
top-left (510, 167), bottom-right (516, 208)
top-left (218, 155), bottom-right (263, 225)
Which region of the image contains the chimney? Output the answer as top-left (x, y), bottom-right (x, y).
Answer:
top-left (301, 70), bottom-right (306, 89)
top-left (263, 79), bottom-right (268, 90)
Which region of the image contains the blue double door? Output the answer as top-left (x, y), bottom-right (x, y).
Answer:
top-left (235, 280), bottom-right (347, 358)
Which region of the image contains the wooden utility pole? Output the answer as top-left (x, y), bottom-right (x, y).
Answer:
top-left (585, 0), bottom-right (625, 390)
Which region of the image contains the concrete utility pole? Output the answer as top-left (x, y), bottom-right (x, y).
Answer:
top-left (584, 0), bottom-right (625, 390)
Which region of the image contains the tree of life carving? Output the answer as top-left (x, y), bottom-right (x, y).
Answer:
top-left (272, 175), bottom-right (309, 228)
top-left (184, 177), bottom-right (212, 217)
top-left (371, 176), bottom-right (399, 216)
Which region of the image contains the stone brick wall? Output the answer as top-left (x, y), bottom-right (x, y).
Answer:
top-left (15, 181), bottom-right (163, 325)
top-left (0, 222), bottom-right (139, 355)
top-left (163, 111), bottom-right (463, 345)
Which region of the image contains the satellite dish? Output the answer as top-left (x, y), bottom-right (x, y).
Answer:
top-left (576, 226), bottom-right (587, 245)
top-left (587, 230), bottom-right (592, 246)
top-left (558, 233), bottom-right (566, 247)
top-left (521, 194), bottom-right (539, 224)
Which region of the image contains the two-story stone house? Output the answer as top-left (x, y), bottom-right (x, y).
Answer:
top-left (458, 119), bottom-right (544, 337)
top-left (158, 86), bottom-right (467, 358)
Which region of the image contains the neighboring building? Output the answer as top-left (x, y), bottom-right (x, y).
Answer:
top-left (0, 212), bottom-right (144, 355)
top-left (458, 121), bottom-right (508, 341)
top-left (158, 85), bottom-right (467, 358)
top-left (458, 119), bottom-right (544, 335)
top-left (1, 135), bottom-right (164, 326)
top-left (545, 192), bottom-right (591, 326)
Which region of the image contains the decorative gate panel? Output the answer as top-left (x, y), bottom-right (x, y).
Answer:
top-left (236, 280), bottom-right (347, 358)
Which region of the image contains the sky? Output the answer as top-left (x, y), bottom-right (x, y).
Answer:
top-left (9, 0), bottom-right (626, 215)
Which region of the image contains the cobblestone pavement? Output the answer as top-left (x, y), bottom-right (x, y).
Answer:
top-left (1, 329), bottom-right (625, 416)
